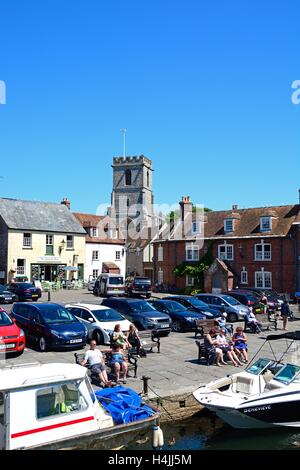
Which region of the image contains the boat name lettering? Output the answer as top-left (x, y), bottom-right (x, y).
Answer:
top-left (244, 405), bottom-right (271, 413)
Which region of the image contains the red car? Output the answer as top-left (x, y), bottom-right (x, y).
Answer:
top-left (0, 308), bottom-right (25, 354)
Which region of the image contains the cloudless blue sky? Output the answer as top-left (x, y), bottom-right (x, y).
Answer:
top-left (0, 0), bottom-right (299, 214)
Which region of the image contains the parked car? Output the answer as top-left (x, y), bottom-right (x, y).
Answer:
top-left (0, 307), bottom-right (25, 354)
top-left (7, 282), bottom-right (41, 302)
top-left (10, 303), bottom-right (88, 351)
top-left (0, 285), bottom-right (16, 304)
top-left (163, 296), bottom-right (221, 319)
top-left (148, 299), bottom-right (206, 332)
top-left (101, 297), bottom-right (171, 335)
top-left (87, 275), bottom-right (96, 292)
top-left (194, 294), bottom-right (250, 322)
top-left (93, 274), bottom-right (125, 297)
top-left (225, 290), bottom-right (262, 314)
top-left (125, 276), bottom-right (152, 298)
top-left (238, 288), bottom-right (281, 311)
top-left (65, 303), bottom-right (131, 345)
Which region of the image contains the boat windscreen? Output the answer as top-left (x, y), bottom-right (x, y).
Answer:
top-left (274, 363), bottom-right (300, 385)
top-left (246, 358), bottom-right (273, 376)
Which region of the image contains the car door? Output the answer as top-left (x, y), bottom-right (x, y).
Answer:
top-left (11, 304), bottom-right (30, 334)
top-left (28, 309), bottom-right (45, 344)
top-left (78, 308), bottom-right (95, 337)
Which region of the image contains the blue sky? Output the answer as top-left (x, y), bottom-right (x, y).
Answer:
top-left (0, 0), bottom-right (299, 214)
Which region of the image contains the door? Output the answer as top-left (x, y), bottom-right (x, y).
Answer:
top-left (100, 277), bottom-right (107, 295)
top-left (28, 308), bottom-right (44, 343)
top-left (78, 308), bottom-right (95, 337)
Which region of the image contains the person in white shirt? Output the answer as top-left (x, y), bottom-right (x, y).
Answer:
top-left (81, 340), bottom-right (111, 387)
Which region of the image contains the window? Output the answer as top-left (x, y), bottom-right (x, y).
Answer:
top-left (158, 269), bottom-right (164, 285)
top-left (23, 233), bottom-right (32, 247)
top-left (260, 217), bottom-right (272, 232)
top-left (66, 235), bottom-right (74, 249)
top-left (218, 244), bottom-right (234, 261)
top-left (186, 244), bottom-right (199, 261)
top-left (36, 383), bottom-right (87, 420)
top-left (255, 243), bottom-right (271, 261)
top-left (115, 251), bottom-right (121, 261)
top-left (158, 245), bottom-right (163, 262)
top-left (17, 259), bottom-right (25, 275)
top-left (91, 227), bottom-right (97, 237)
top-left (186, 275), bottom-right (195, 287)
top-left (241, 269), bottom-right (248, 284)
top-left (125, 169), bottom-right (132, 186)
top-left (92, 251), bottom-right (99, 261)
top-left (224, 219), bottom-right (234, 232)
top-left (46, 235), bottom-right (54, 255)
top-left (255, 271), bottom-right (272, 289)
top-left (192, 222), bottom-right (201, 234)
top-left (147, 170), bottom-right (149, 187)
top-left (92, 269), bottom-right (99, 278)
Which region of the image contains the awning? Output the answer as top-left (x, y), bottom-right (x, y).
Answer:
top-left (102, 262), bottom-right (120, 274)
top-left (63, 266), bottom-right (79, 271)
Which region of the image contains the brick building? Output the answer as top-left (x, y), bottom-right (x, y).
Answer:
top-left (153, 197), bottom-right (300, 296)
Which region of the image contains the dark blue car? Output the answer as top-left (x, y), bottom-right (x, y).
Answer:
top-left (149, 299), bottom-right (205, 332)
top-left (8, 282), bottom-right (41, 301)
top-left (101, 297), bottom-right (171, 335)
top-left (163, 296), bottom-right (221, 319)
top-left (11, 302), bottom-right (88, 351)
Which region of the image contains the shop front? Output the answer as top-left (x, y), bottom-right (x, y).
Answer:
top-left (31, 263), bottom-right (67, 282)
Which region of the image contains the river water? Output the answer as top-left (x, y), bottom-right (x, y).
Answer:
top-left (126, 411), bottom-right (300, 451)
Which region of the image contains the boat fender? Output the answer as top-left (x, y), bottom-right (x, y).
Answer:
top-left (157, 426), bottom-right (164, 447)
top-left (152, 425), bottom-right (159, 449)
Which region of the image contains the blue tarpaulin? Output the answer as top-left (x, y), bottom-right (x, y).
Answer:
top-left (95, 386), bottom-right (155, 424)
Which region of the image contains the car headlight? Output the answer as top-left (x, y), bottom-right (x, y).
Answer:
top-left (50, 330), bottom-right (65, 339)
top-left (19, 329), bottom-right (25, 337)
top-left (186, 317), bottom-right (196, 322)
top-left (144, 318), bottom-right (157, 324)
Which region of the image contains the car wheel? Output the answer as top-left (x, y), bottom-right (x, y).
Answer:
top-left (227, 313), bottom-right (238, 323)
top-left (39, 336), bottom-right (47, 352)
top-left (93, 330), bottom-right (104, 345)
top-left (171, 320), bottom-right (183, 332)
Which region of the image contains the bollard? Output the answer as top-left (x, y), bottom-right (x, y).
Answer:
top-left (141, 375), bottom-right (151, 395)
top-left (48, 290), bottom-right (51, 302)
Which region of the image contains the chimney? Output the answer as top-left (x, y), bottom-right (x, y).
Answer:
top-left (232, 204), bottom-right (238, 211)
top-left (179, 196), bottom-right (193, 222)
top-left (61, 198), bottom-right (71, 210)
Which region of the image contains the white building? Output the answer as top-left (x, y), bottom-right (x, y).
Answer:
top-left (73, 212), bottom-right (126, 281)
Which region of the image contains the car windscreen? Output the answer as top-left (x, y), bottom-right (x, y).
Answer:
top-left (221, 295), bottom-right (240, 306)
top-left (134, 278), bottom-right (151, 284)
top-left (188, 298), bottom-right (208, 308)
top-left (130, 301), bottom-right (157, 313)
top-left (108, 277), bottom-right (124, 285)
top-left (15, 283), bottom-right (35, 288)
top-left (0, 310), bottom-right (13, 326)
top-left (40, 306), bottom-right (78, 324)
top-left (164, 301), bottom-right (188, 312)
top-left (92, 309), bottom-right (125, 322)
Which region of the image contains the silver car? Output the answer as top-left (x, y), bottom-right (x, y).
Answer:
top-left (194, 294), bottom-right (250, 322)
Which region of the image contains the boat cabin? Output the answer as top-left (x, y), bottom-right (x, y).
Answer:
top-left (0, 363), bottom-right (113, 450)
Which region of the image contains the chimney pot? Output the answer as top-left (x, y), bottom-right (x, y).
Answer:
top-left (61, 198), bottom-right (71, 210)
top-left (232, 204), bottom-right (238, 210)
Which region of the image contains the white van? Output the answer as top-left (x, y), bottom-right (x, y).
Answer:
top-left (93, 273), bottom-right (125, 297)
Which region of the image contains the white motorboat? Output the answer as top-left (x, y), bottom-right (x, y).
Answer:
top-left (193, 331), bottom-right (300, 429)
top-left (0, 362), bottom-right (162, 450)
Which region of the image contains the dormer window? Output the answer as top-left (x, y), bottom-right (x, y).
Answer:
top-left (260, 216), bottom-right (272, 232)
top-left (91, 227), bottom-right (97, 237)
top-left (224, 218), bottom-right (234, 233)
top-left (192, 221), bottom-right (201, 234)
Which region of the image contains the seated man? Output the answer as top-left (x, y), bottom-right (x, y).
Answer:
top-left (216, 313), bottom-right (233, 335)
top-left (80, 340), bottom-right (111, 387)
top-left (245, 307), bottom-right (262, 333)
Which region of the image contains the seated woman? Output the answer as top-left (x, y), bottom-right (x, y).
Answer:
top-left (216, 328), bottom-right (243, 367)
top-left (112, 324), bottom-right (131, 350)
top-left (245, 307), bottom-right (262, 333)
top-left (232, 327), bottom-right (248, 363)
top-left (216, 313), bottom-right (233, 335)
top-left (126, 324), bottom-right (144, 356)
top-left (204, 329), bottom-right (226, 366)
top-left (109, 344), bottom-right (128, 384)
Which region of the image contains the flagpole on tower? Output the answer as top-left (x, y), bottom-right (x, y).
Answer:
top-left (120, 128), bottom-right (127, 157)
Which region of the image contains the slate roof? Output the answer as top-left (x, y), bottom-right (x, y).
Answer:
top-left (0, 198), bottom-right (86, 234)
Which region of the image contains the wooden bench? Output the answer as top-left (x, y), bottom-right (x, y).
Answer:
top-left (244, 313), bottom-right (278, 332)
top-left (194, 320), bottom-right (219, 339)
top-left (195, 339), bottom-right (217, 365)
top-left (137, 330), bottom-right (161, 354)
top-left (74, 349), bottom-right (138, 384)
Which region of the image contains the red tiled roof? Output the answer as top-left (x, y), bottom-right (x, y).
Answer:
top-left (73, 212), bottom-right (105, 228)
top-left (86, 236), bottom-right (125, 245)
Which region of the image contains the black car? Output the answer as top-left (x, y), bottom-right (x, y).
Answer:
top-left (10, 302), bottom-right (88, 351)
top-left (148, 299), bottom-right (206, 332)
top-left (101, 297), bottom-right (171, 335)
top-left (238, 288), bottom-right (281, 311)
top-left (125, 277), bottom-right (152, 298)
top-left (7, 282), bottom-right (41, 301)
top-left (224, 290), bottom-right (262, 313)
top-left (0, 285), bottom-right (16, 304)
top-left (163, 296), bottom-right (221, 319)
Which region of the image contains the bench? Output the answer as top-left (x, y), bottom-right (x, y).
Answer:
top-left (244, 313), bottom-right (278, 332)
top-left (195, 339), bottom-right (217, 365)
top-left (74, 349), bottom-right (138, 384)
top-left (136, 330), bottom-right (161, 354)
top-left (194, 320), bottom-right (233, 339)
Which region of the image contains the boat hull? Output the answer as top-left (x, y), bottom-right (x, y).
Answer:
top-left (19, 413), bottom-right (160, 450)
